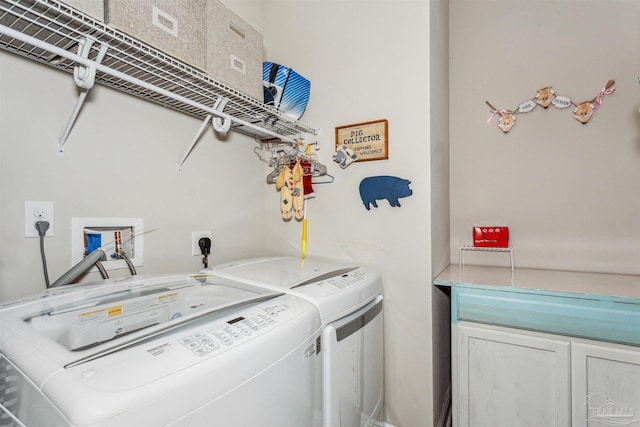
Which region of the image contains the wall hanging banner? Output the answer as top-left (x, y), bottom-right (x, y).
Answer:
top-left (486, 80), bottom-right (615, 133)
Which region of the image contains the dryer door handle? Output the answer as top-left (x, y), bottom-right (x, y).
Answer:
top-left (335, 295), bottom-right (383, 342)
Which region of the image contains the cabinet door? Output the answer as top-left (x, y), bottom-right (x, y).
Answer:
top-left (572, 341), bottom-right (640, 427)
top-left (453, 323), bottom-right (571, 427)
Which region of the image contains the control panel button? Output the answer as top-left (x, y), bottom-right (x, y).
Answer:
top-left (175, 303), bottom-right (290, 357)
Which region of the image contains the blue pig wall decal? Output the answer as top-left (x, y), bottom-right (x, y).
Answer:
top-left (359, 176), bottom-right (413, 210)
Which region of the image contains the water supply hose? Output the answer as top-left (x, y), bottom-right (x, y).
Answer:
top-left (118, 252), bottom-right (137, 276)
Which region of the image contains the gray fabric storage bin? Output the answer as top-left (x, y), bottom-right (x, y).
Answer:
top-left (106, 0), bottom-right (207, 70)
top-left (206, 1), bottom-right (263, 100)
top-left (62, 0), bottom-right (105, 21)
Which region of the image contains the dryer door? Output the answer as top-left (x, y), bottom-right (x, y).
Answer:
top-left (321, 295), bottom-right (384, 427)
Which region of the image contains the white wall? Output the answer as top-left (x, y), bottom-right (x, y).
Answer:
top-left (0, 52), bottom-right (269, 300)
top-left (0, 1), bottom-right (445, 426)
top-left (261, 1), bottom-right (435, 426)
top-left (450, 0), bottom-right (640, 274)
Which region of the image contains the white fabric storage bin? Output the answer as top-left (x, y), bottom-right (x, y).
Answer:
top-left (106, 0), bottom-right (207, 70)
top-left (206, 0), bottom-right (263, 100)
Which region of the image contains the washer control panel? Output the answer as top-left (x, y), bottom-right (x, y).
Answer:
top-left (177, 304), bottom-right (287, 357)
top-left (318, 269), bottom-right (368, 289)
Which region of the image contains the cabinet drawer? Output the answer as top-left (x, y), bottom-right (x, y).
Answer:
top-left (452, 287), bottom-right (640, 346)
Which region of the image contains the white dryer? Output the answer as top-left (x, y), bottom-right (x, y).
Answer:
top-left (0, 274), bottom-right (321, 427)
top-left (204, 256), bottom-right (384, 427)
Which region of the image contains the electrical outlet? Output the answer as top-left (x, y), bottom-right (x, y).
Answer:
top-left (24, 201), bottom-right (54, 237)
top-left (192, 231), bottom-right (212, 256)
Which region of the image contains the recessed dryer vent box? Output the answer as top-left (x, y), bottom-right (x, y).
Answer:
top-left (71, 217), bottom-right (144, 272)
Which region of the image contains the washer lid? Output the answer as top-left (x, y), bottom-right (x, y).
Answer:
top-left (0, 274), bottom-right (281, 378)
top-left (211, 256), bottom-right (360, 289)
top-left (207, 257), bottom-right (383, 323)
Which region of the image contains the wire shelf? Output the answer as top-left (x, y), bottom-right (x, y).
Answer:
top-left (0, 0), bottom-right (318, 141)
top-left (459, 245), bottom-right (514, 271)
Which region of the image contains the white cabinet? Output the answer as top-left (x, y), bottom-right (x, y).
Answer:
top-left (453, 323), bottom-right (571, 427)
top-left (572, 341), bottom-right (640, 426)
top-left (436, 267), bottom-right (640, 427)
top-left (453, 322), bottom-right (640, 427)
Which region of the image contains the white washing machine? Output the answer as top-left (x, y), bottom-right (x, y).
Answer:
top-left (204, 256), bottom-right (384, 427)
top-left (0, 273), bottom-right (321, 427)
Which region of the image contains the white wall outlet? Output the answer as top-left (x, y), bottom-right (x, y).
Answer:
top-left (192, 231), bottom-right (212, 256)
top-left (25, 201), bottom-right (54, 237)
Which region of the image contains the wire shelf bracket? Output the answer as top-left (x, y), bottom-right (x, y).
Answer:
top-left (212, 96), bottom-right (231, 133)
top-left (176, 96), bottom-right (241, 172)
top-left (0, 0), bottom-right (318, 166)
top-left (57, 36), bottom-right (108, 156)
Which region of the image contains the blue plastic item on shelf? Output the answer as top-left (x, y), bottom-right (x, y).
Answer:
top-left (263, 62), bottom-right (310, 121)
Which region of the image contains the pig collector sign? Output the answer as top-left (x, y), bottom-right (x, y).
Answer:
top-left (335, 119), bottom-right (388, 162)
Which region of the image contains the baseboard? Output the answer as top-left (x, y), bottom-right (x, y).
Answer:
top-left (436, 383), bottom-right (452, 427)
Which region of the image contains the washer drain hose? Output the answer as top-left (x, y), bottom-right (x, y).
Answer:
top-left (50, 249), bottom-right (105, 288)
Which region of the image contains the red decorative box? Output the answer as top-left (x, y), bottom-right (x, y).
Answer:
top-left (473, 226), bottom-right (509, 248)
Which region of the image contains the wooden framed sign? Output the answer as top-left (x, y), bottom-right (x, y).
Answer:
top-left (335, 119), bottom-right (388, 162)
